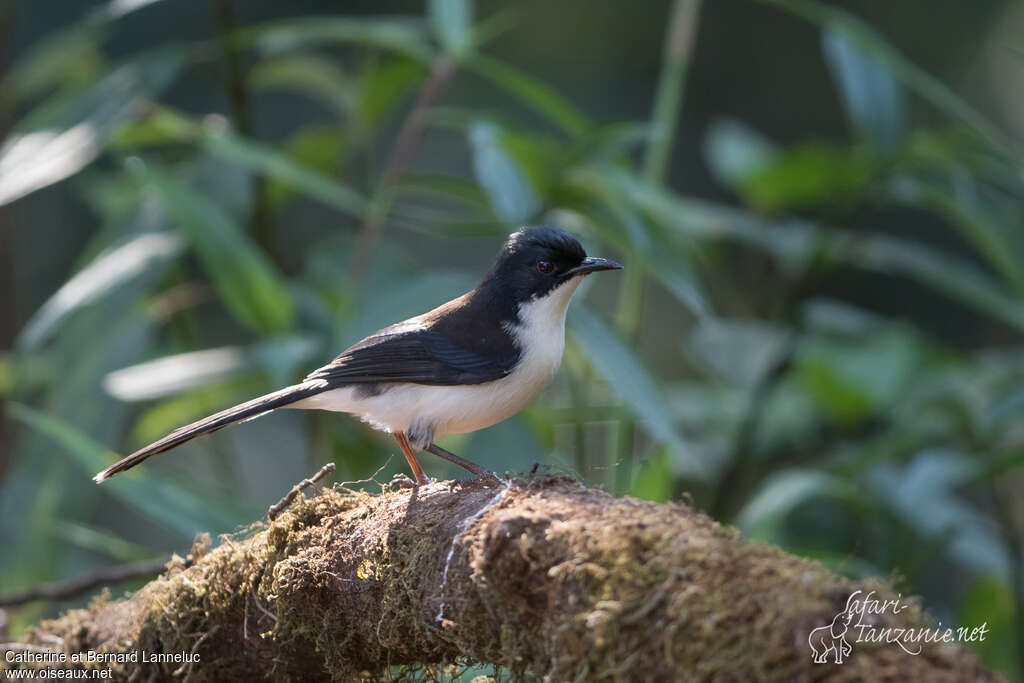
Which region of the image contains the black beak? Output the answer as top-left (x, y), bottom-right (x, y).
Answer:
top-left (565, 256), bottom-right (623, 277)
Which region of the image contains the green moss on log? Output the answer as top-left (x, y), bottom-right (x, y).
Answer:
top-left (4, 476), bottom-right (1004, 682)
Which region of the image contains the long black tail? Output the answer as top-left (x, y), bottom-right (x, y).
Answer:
top-left (94, 381), bottom-right (326, 483)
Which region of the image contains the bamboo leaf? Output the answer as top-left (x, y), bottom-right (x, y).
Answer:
top-left (104, 347), bottom-right (246, 402)
top-left (759, 0), bottom-right (1014, 152)
top-left (429, 0), bottom-right (474, 58)
top-left (704, 118), bottom-right (778, 189)
top-left (112, 108), bottom-right (367, 218)
top-left (737, 469), bottom-right (847, 536)
top-left (466, 56), bottom-right (593, 138)
top-left (18, 231), bottom-right (183, 350)
top-left (0, 49), bottom-right (183, 206)
top-left (241, 17), bottom-right (434, 64)
top-left (469, 120), bottom-right (540, 224)
top-left (822, 29), bottom-right (907, 150)
top-left (202, 127), bottom-right (368, 219)
top-left (249, 53), bottom-right (357, 115)
top-left (568, 306), bottom-right (706, 479)
top-left (581, 165), bottom-right (1024, 332)
top-left (7, 402), bottom-right (243, 537)
top-left (132, 165), bottom-right (295, 334)
top-left (629, 448), bottom-right (674, 502)
top-left (104, 335), bottom-right (319, 403)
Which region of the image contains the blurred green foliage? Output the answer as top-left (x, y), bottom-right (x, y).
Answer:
top-left (1, 0), bottom-right (1023, 677)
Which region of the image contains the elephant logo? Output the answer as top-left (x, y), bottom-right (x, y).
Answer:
top-left (808, 592), bottom-right (859, 664)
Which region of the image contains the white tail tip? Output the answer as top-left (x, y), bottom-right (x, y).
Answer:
top-left (93, 471), bottom-right (109, 484)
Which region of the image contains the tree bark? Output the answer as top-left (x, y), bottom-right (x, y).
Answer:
top-left (3, 476), bottom-right (1004, 681)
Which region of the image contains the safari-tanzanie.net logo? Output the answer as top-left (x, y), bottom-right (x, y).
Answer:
top-left (808, 590), bottom-right (989, 664)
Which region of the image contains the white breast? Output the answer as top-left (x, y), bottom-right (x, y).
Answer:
top-left (293, 276), bottom-right (585, 439)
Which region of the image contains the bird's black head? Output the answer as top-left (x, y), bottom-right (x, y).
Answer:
top-left (481, 226), bottom-right (622, 304)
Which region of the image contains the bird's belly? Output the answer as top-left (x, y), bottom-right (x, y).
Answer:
top-left (293, 353), bottom-right (560, 437)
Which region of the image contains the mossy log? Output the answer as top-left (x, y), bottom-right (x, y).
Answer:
top-left (6, 476), bottom-right (1003, 681)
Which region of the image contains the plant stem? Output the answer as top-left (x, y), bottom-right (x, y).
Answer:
top-left (612, 0), bottom-right (702, 494)
top-left (0, 558), bottom-right (169, 607)
top-left (349, 56), bottom-right (456, 283)
top-left (644, 0), bottom-right (702, 184)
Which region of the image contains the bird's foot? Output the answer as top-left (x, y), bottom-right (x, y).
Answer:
top-left (387, 473), bottom-right (432, 490)
top-left (387, 473), bottom-right (417, 490)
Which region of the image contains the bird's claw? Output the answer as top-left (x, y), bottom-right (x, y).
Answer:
top-left (387, 473), bottom-right (432, 490)
top-left (387, 473), bottom-right (416, 490)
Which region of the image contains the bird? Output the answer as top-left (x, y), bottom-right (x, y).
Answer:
top-left (94, 226), bottom-right (622, 486)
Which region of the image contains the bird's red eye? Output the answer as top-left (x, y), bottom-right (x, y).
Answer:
top-left (537, 260), bottom-right (554, 274)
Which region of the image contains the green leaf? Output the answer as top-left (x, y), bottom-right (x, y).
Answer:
top-left (577, 121), bottom-right (652, 163)
top-left (689, 318), bottom-right (790, 387)
top-left (580, 165), bottom-right (1024, 332)
top-left (801, 298), bottom-right (887, 336)
top-left (5, 25), bottom-right (105, 103)
top-left (629, 447), bottom-right (673, 502)
top-left (358, 58), bottom-right (428, 127)
top-left (0, 353), bottom-right (12, 398)
top-left (737, 469), bottom-right (847, 537)
top-left (103, 346), bottom-right (247, 402)
top-left (249, 53), bottom-right (356, 115)
top-left (704, 118), bottom-right (778, 189)
top-left (0, 49), bottom-right (184, 206)
top-left (3, 0), bottom-right (168, 102)
top-left (263, 126), bottom-right (348, 208)
top-left (429, 0), bottom-right (474, 58)
top-left (132, 164), bottom-right (295, 334)
top-left (7, 402), bottom-right (242, 537)
top-left (887, 173), bottom-right (1024, 293)
top-left (737, 143), bottom-right (875, 213)
top-left (51, 521), bottom-right (156, 562)
top-left (17, 231), bottom-right (182, 350)
top-left (109, 105), bottom-right (198, 148)
top-left (241, 17), bottom-right (434, 64)
top-left (576, 199), bottom-right (710, 318)
top-left (202, 127), bottom-right (367, 219)
top-left (469, 120), bottom-right (540, 224)
top-left (959, 576), bottom-right (1019, 677)
top-left (706, 122), bottom-right (876, 212)
top-left (111, 108), bottom-right (367, 218)
top-left (758, 0), bottom-right (1014, 152)
top-left (105, 335), bottom-right (319, 403)
top-left (466, 56), bottom-right (593, 138)
top-left (797, 329), bottom-right (919, 425)
top-left (396, 173), bottom-right (493, 210)
top-left (568, 306), bottom-right (706, 479)
top-left (867, 450), bottom-right (1006, 573)
top-left (822, 29), bottom-right (907, 150)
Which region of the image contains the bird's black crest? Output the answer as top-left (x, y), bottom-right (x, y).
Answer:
top-left (504, 226), bottom-right (586, 263)
top-left (476, 226), bottom-right (589, 305)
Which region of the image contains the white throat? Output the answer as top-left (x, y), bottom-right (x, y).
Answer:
top-left (506, 275), bottom-right (584, 378)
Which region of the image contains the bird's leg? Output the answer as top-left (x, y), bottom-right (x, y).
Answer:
top-left (425, 442), bottom-right (499, 480)
top-left (394, 432), bottom-right (431, 485)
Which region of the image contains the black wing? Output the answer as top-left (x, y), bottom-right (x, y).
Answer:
top-left (305, 325), bottom-right (517, 386)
